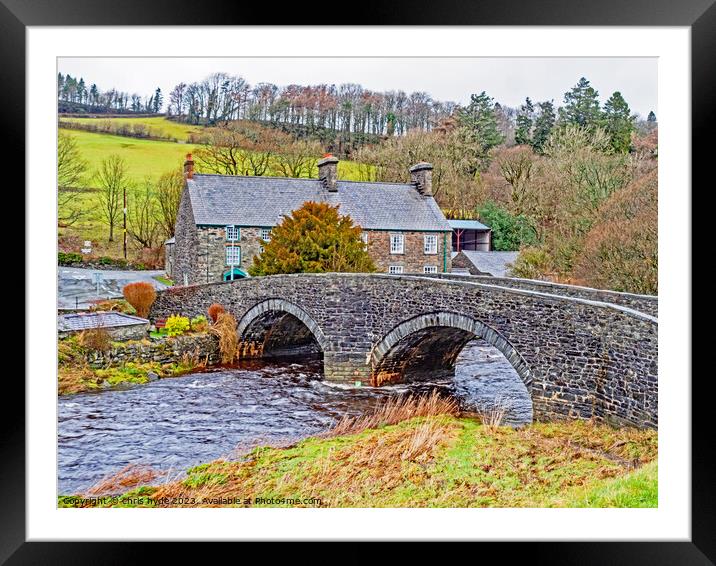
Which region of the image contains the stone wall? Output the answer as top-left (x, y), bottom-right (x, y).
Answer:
top-left (366, 230), bottom-right (451, 274)
top-left (85, 333), bottom-right (220, 368)
top-left (150, 273), bottom-right (658, 428)
top-left (430, 274), bottom-right (658, 317)
top-left (172, 188), bottom-right (200, 286)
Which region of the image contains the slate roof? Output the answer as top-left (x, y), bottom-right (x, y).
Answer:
top-left (448, 219), bottom-right (491, 231)
top-left (58, 312), bottom-right (149, 332)
top-left (186, 174), bottom-right (452, 232)
top-left (458, 251), bottom-right (520, 277)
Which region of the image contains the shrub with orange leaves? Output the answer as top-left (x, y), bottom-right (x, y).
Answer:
top-left (122, 281), bottom-right (157, 318)
top-left (207, 303), bottom-right (225, 323)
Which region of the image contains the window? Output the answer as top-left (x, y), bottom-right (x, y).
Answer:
top-left (225, 246), bottom-right (241, 266)
top-left (259, 246), bottom-right (265, 254)
top-left (360, 232), bottom-right (369, 251)
top-left (423, 265), bottom-right (438, 274)
top-left (260, 228), bottom-right (272, 242)
top-left (388, 265), bottom-right (404, 274)
top-left (225, 225), bottom-right (240, 241)
top-left (424, 234), bottom-right (438, 254)
top-left (390, 234), bottom-right (404, 254)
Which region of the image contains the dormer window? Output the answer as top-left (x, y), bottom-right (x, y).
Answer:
top-left (225, 225), bottom-right (240, 241)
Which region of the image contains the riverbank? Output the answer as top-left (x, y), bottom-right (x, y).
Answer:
top-left (58, 416), bottom-right (657, 508)
top-left (58, 333), bottom-right (215, 395)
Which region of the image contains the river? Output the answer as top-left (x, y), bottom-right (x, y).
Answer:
top-left (58, 339), bottom-right (532, 494)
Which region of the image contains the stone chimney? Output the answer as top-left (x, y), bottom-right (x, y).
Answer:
top-left (410, 162), bottom-right (433, 196)
top-left (318, 154), bottom-right (339, 192)
top-left (183, 153), bottom-right (194, 180)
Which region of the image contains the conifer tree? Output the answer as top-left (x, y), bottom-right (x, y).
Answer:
top-left (531, 100), bottom-right (556, 153)
top-left (249, 202), bottom-right (376, 275)
top-left (603, 91), bottom-right (635, 153)
top-left (515, 97), bottom-right (534, 146)
top-left (559, 77), bottom-right (602, 129)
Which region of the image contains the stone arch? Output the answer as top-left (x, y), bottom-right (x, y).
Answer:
top-left (236, 298), bottom-right (329, 359)
top-left (370, 311), bottom-right (532, 388)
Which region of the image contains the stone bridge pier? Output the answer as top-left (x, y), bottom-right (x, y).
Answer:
top-left (150, 273), bottom-right (658, 428)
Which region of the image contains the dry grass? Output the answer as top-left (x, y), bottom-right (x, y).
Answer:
top-left (323, 390), bottom-right (458, 438)
top-left (473, 396), bottom-right (511, 431)
top-left (210, 312), bottom-right (238, 364)
top-left (84, 464), bottom-right (162, 496)
top-left (77, 325), bottom-right (112, 352)
top-left (61, 417), bottom-right (658, 508)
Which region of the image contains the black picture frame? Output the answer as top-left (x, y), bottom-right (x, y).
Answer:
top-left (6, 0), bottom-right (708, 562)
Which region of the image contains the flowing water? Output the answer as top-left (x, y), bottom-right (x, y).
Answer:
top-left (58, 339), bottom-right (532, 494)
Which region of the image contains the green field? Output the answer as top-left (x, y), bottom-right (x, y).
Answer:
top-left (61, 126), bottom-right (366, 183)
top-left (59, 116), bottom-right (204, 142)
top-left (61, 128), bottom-right (197, 182)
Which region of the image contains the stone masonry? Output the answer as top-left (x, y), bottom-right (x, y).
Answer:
top-left (150, 273), bottom-right (658, 428)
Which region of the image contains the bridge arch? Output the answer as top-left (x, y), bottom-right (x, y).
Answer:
top-left (236, 298), bottom-right (329, 359)
top-left (370, 312), bottom-right (532, 388)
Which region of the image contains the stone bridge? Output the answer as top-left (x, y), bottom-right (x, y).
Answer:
top-left (150, 274), bottom-right (658, 428)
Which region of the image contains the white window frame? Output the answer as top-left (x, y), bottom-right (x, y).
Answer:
top-left (424, 234), bottom-right (438, 255)
top-left (360, 232), bottom-right (369, 251)
top-left (225, 225), bottom-right (240, 242)
top-left (423, 265), bottom-right (438, 274)
top-left (260, 228), bottom-right (272, 242)
top-left (390, 234), bottom-right (404, 254)
top-left (388, 265), bottom-right (404, 274)
top-left (259, 246), bottom-right (265, 254)
top-left (225, 245), bottom-right (241, 266)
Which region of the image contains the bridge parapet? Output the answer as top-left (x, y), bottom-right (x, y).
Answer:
top-left (150, 273), bottom-right (658, 428)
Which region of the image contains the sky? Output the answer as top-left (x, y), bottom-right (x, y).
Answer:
top-left (58, 57), bottom-right (658, 118)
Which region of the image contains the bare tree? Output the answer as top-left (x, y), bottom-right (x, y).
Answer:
top-left (96, 154), bottom-right (130, 242)
top-left (156, 169), bottom-right (184, 237)
top-left (57, 132), bottom-right (89, 226)
top-left (272, 139), bottom-right (322, 178)
top-left (127, 178), bottom-right (160, 248)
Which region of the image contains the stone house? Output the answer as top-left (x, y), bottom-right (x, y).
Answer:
top-left (167, 154), bottom-right (452, 285)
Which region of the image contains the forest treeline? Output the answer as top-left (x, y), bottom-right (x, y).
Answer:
top-left (58, 73), bottom-right (163, 114)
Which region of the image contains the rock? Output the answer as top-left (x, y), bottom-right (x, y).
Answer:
top-left (147, 371), bottom-right (159, 382)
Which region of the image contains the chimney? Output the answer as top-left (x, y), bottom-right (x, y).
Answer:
top-left (410, 162), bottom-right (433, 196)
top-left (318, 154), bottom-right (339, 192)
top-left (183, 153), bottom-right (194, 180)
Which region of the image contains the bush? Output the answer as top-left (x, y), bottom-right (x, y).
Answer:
top-left (122, 282), bottom-right (157, 318)
top-left (89, 299), bottom-right (137, 316)
top-left (207, 303), bottom-right (225, 323)
top-left (509, 247), bottom-right (551, 279)
top-left (58, 252), bottom-right (83, 265)
top-left (77, 327), bottom-right (112, 352)
top-left (165, 315), bottom-right (190, 337)
top-left (477, 202), bottom-right (538, 251)
top-left (190, 315), bottom-right (209, 333)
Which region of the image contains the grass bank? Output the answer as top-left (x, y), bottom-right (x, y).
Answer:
top-left (58, 414), bottom-right (657, 508)
top-left (57, 335), bottom-right (203, 395)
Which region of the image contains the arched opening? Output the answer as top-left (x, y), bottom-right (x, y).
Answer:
top-left (370, 312), bottom-right (532, 390)
top-left (236, 299), bottom-right (327, 361)
top-left (370, 312), bottom-right (533, 424)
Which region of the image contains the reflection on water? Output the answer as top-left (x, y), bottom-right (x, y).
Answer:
top-left (58, 339), bottom-right (531, 494)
